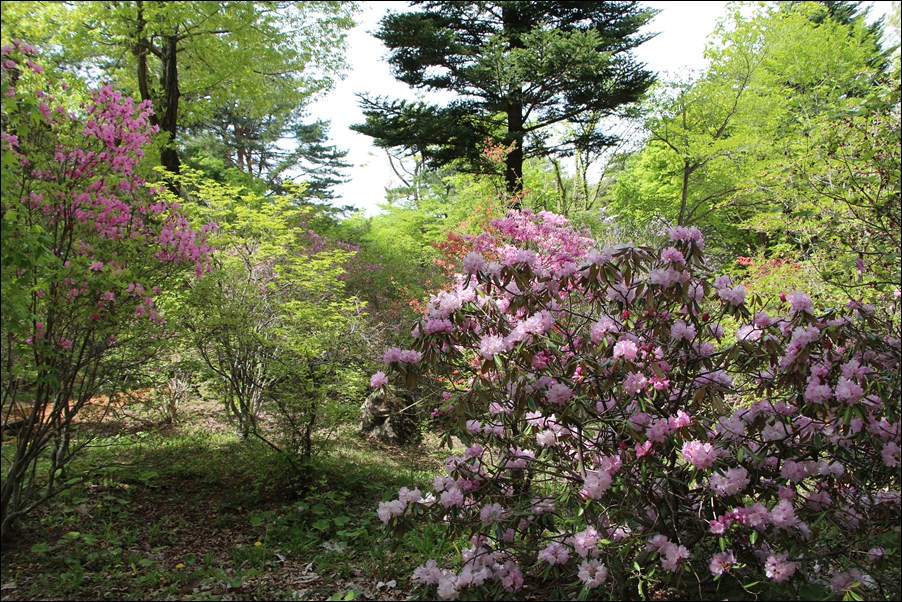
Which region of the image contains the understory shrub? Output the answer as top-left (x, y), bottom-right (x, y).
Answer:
top-left (372, 209), bottom-right (900, 600)
top-left (1, 42), bottom-right (211, 538)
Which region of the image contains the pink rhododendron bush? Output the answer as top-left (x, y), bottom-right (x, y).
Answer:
top-left (372, 209), bottom-right (901, 600)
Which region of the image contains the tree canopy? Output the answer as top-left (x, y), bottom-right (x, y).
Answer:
top-left (0, 1), bottom-right (357, 180)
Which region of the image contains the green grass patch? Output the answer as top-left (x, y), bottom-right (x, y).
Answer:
top-left (0, 398), bottom-right (451, 601)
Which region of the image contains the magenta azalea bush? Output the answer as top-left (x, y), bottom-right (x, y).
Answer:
top-left (1, 42), bottom-right (212, 537)
top-left (372, 209), bottom-right (900, 600)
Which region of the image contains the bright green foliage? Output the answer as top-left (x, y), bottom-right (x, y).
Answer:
top-left (744, 75), bottom-right (901, 303)
top-left (167, 170), bottom-right (364, 464)
top-left (607, 1), bottom-right (892, 260)
top-left (1, 1), bottom-right (357, 175)
top-left (354, 1), bottom-right (655, 195)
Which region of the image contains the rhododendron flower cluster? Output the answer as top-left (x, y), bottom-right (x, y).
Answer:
top-left (370, 210), bottom-right (900, 599)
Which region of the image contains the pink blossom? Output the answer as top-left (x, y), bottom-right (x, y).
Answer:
top-left (479, 502), bottom-right (506, 524)
top-left (537, 541), bottom-right (570, 565)
top-left (835, 377), bottom-right (864, 404)
top-left (462, 251), bottom-right (485, 274)
top-left (377, 499), bottom-right (405, 523)
top-left (764, 553), bottom-right (798, 583)
top-left (545, 382), bottom-right (573, 405)
top-left (612, 339), bottom-right (638, 360)
top-left (436, 573), bottom-right (459, 600)
top-left (788, 291), bottom-right (814, 315)
top-left (577, 559), bottom-right (608, 588)
top-left (709, 466), bottom-right (750, 496)
top-left (623, 372), bottom-right (648, 396)
top-left (635, 440), bottom-right (653, 458)
top-left (660, 542), bottom-right (690, 572)
top-left (582, 470), bottom-right (612, 499)
top-left (736, 324), bottom-right (762, 342)
top-left (669, 225), bottom-right (704, 248)
top-left (882, 442), bottom-right (900, 467)
top-left (682, 440), bottom-right (718, 469)
top-left (439, 487), bottom-right (465, 508)
top-left (669, 410), bottom-right (691, 430)
top-left (769, 499), bottom-right (801, 530)
top-left (660, 246), bottom-right (686, 265)
top-left (709, 551), bottom-right (737, 576)
top-left (570, 526), bottom-right (599, 558)
top-left (589, 316), bottom-right (619, 343)
top-left (804, 378), bottom-right (833, 404)
top-left (400, 349), bottom-right (423, 363)
top-left (718, 284), bottom-right (747, 306)
top-left (645, 418), bottom-right (670, 442)
top-left (369, 371), bottom-right (388, 388)
top-left (424, 318), bottom-right (454, 334)
top-left (670, 319), bottom-right (696, 342)
top-left (535, 429), bottom-right (557, 447)
top-left (412, 560), bottom-right (442, 586)
top-left (479, 335), bottom-right (508, 359)
top-left (780, 460), bottom-right (810, 483)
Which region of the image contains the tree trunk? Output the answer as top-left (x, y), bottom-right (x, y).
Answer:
top-left (503, 4), bottom-right (527, 202)
top-left (505, 106), bottom-right (525, 199)
top-left (678, 160), bottom-right (691, 225)
top-left (160, 35), bottom-right (181, 178)
top-left (133, 2), bottom-right (180, 191)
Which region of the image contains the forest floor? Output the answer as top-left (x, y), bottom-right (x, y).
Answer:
top-left (0, 395), bottom-right (452, 601)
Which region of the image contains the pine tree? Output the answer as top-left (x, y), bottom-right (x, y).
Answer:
top-left (353, 1), bottom-right (656, 196)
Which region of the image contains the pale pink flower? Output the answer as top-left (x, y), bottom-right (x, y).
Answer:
top-left (577, 558), bottom-right (609, 588)
top-left (661, 542), bottom-right (690, 571)
top-left (835, 377), bottom-right (864, 404)
top-left (545, 382), bottom-right (573, 405)
top-left (570, 526), bottom-right (599, 558)
top-left (479, 502), bottom-right (506, 524)
top-left (769, 499), bottom-right (801, 530)
top-left (718, 284), bottom-right (746, 306)
top-left (537, 541), bottom-right (570, 565)
top-left (682, 440), bottom-right (718, 469)
top-left (661, 247), bottom-right (686, 265)
top-left (623, 371), bottom-right (648, 396)
top-left (462, 251), bottom-right (485, 274)
top-left (670, 319), bottom-right (696, 342)
top-left (582, 470), bottom-right (612, 499)
top-left (412, 560), bottom-right (442, 585)
top-left (764, 553), bottom-right (798, 583)
top-left (709, 551), bottom-right (737, 575)
top-left (613, 339), bottom-right (638, 360)
top-left (882, 442), bottom-right (900, 467)
top-left (369, 371), bottom-right (388, 388)
top-left (589, 316), bottom-right (618, 343)
top-left (377, 499), bottom-right (405, 523)
top-left (709, 466), bottom-right (750, 496)
top-left (479, 335), bottom-right (508, 359)
top-left (536, 429), bottom-right (557, 447)
top-left (788, 291), bottom-right (814, 315)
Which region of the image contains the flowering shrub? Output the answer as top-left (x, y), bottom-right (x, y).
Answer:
top-left (1, 42), bottom-right (211, 538)
top-left (372, 209), bottom-right (901, 599)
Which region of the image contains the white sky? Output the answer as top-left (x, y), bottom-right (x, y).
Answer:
top-left (308, 1), bottom-right (897, 215)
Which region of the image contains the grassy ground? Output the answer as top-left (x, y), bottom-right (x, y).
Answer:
top-left (0, 396), bottom-right (455, 601)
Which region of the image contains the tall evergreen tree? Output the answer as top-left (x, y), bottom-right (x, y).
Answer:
top-left (353, 1), bottom-right (656, 196)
